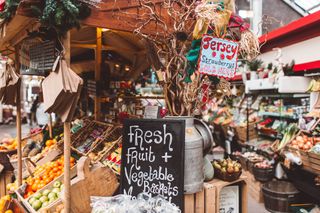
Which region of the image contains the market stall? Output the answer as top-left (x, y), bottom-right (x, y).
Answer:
top-left (0, 0), bottom-right (268, 212)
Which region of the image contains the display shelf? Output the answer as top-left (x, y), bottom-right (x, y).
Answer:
top-left (258, 111), bottom-right (298, 119)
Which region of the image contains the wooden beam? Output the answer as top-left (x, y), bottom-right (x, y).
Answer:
top-left (96, 0), bottom-right (165, 12)
top-left (70, 43), bottom-right (97, 49)
top-left (82, 5), bottom-right (175, 35)
top-left (94, 28), bottom-right (102, 120)
top-left (71, 43), bottom-right (146, 54)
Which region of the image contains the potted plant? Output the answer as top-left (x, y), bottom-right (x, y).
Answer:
top-left (267, 63), bottom-right (273, 78)
top-left (248, 59), bottom-right (263, 80)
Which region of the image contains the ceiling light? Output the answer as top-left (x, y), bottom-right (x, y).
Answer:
top-left (102, 28), bottom-right (110, 32)
top-left (115, 64), bottom-right (120, 68)
top-left (125, 66), bottom-right (130, 72)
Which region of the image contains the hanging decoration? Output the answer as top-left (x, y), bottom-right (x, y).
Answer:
top-left (0, 0), bottom-right (96, 36)
top-left (198, 35), bottom-right (239, 78)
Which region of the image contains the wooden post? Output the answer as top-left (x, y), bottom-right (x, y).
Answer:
top-left (16, 81), bottom-right (22, 186)
top-left (48, 114), bottom-right (53, 139)
top-left (15, 47), bottom-right (22, 186)
top-left (63, 32), bottom-right (71, 213)
top-left (94, 28), bottom-right (102, 120)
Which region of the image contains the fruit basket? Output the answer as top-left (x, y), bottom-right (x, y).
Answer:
top-left (252, 162), bottom-right (274, 182)
top-left (212, 159), bottom-right (242, 182)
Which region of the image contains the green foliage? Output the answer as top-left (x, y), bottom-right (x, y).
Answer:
top-left (38, 0), bottom-right (91, 36)
top-left (282, 60), bottom-right (295, 76)
top-left (0, 0), bottom-right (91, 36)
top-left (267, 62), bottom-right (273, 70)
top-left (248, 59), bottom-right (263, 71)
top-left (0, 0), bottom-right (20, 22)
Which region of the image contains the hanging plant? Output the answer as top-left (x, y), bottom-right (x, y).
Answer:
top-left (33, 0), bottom-right (91, 36)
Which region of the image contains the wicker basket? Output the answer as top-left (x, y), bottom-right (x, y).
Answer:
top-left (214, 168), bottom-right (242, 182)
top-left (235, 123), bottom-right (258, 142)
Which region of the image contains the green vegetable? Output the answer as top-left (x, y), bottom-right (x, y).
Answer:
top-left (278, 123), bottom-right (299, 150)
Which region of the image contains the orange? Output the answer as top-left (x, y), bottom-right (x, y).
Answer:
top-left (31, 184), bottom-right (38, 192)
top-left (45, 140), bottom-right (53, 147)
top-left (70, 157), bottom-right (75, 164)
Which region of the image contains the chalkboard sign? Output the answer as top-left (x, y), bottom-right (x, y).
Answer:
top-left (121, 119), bottom-right (185, 211)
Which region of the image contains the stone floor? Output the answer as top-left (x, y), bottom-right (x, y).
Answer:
top-left (248, 195), bottom-right (269, 213)
top-left (0, 123), bottom-right (32, 138)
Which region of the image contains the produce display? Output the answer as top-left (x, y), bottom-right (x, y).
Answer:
top-left (24, 156), bottom-right (75, 198)
top-left (27, 181), bottom-right (63, 211)
top-left (0, 137), bottom-right (17, 151)
top-left (289, 135), bottom-right (319, 151)
top-left (102, 145), bottom-right (122, 175)
top-left (255, 161), bottom-right (273, 169)
top-left (212, 158), bottom-right (242, 175)
top-left (0, 195), bottom-right (12, 212)
top-left (276, 123), bottom-right (299, 150)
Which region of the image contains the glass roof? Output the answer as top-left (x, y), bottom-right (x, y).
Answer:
top-left (290, 0), bottom-right (320, 15)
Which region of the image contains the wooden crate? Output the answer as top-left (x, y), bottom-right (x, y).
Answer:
top-left (308, 152), bottom-right (320, 174)
top-left (184, 183), bottom-right (216, 213)
top-left (185, 175), bottom-right (248, 213)
top-left (210, 176), bottom-right (248, 213)
top-left (0, 171), bottom-right (13, 197)
top-left (244, 171), bottom-right (264, 203)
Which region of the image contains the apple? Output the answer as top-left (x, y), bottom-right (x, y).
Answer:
top-left (42, 201), bottom-right (49, 208)
top-left (60, 184), bottom-right (64, 191)
top-left (28, 197), bottom-right (36, 205)
top-left (39, 196), bottom-right (48, 203)
top-left (48, 192), bottom-right (57, 200)
top-left (52, 188), bottom-right (60, 194)
top-left (33, 193), bottom-right (42, 199)
top-left (49, 196), bottom-right (58, 203)
top-left (53, 181), bottom-right (62, 188)
top-left (42, 189), bottom-right (51, 196)
top-left (32, 200), bottom-right (42, 211)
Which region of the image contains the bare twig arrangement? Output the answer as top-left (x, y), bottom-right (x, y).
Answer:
top-left (112, 0), bottom-right (258, 116)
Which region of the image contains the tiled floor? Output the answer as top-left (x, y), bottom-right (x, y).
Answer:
top-left (248, 194), bottom-right (269, 213)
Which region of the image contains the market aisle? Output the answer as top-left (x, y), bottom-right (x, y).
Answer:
top-left (0, 124), bottom-right (32, 138)
top-left (248, 195), bottom-right (268, 213)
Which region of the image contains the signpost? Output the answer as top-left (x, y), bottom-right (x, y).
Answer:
top-left (198, 35), bottom-right (239, 78)
top-left (121, 119), bottom-right (185, 211)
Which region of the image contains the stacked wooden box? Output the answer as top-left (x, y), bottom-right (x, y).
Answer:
top-left (184, 175), bottom-right (248, 213)
top-left (244, 171), bottom-right (264, 203)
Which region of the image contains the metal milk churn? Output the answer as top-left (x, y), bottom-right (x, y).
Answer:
top-left (166, 116), bottom-right (204, 194)
top-left (184, 117), bottom-right (204, 194)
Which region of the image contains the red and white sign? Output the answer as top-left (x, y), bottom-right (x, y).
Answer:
top-left (198, 35), bottom-right (239, 78)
